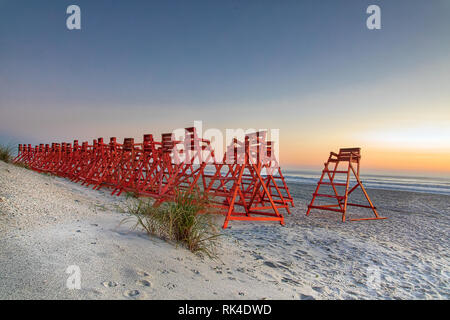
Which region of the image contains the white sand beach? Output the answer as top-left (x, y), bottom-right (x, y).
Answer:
top-left (0, 160), bottom-right (449, 300)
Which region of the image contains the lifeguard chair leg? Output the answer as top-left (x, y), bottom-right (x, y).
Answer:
top-left (306, 161), bottom-right (329, 216)
top-left (252, 164), bottom-right (285, 225)
top-left (326, 161), bottom-right (345, 211)
top-left (348, 165), bottom-right (387, 221)
top-left (341, 158), bottom-right (352, 222)
top-left (222, 166), bottom-right (244, 229)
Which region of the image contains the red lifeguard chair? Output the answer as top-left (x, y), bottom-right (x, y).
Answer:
top-left (306, 148), bottom-right (386, 222)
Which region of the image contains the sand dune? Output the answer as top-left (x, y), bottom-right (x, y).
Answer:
top-left (0, 161), bottom-right (448, 299)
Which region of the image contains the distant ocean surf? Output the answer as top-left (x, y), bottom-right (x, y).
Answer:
top-left (283, 170), bottom-right (450, 196)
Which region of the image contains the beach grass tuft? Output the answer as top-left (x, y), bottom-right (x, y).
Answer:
top-left (0, 144), bottom-right (14, 163)
top-left (123, 190), bottom-right (221, 258)
top-left (125, 191), bottom-right (139, 199)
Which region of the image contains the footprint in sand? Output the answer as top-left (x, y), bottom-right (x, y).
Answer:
top-left (136, 279), bottom-right (152, 287)
top-left (299, 293), bottom-right (315, 300)
top-left (123, 289), bottom-right (141, 298)
top-left (137, 270), bottom-right (150, 277)
top-left (312, 286), bottom-right (324, 293)
top-left (165, 283), bottom-right (177, 290)
top-left (102, 281), bottom-right (118, 288)
top-left (263, 261), bottom-right (278, 268)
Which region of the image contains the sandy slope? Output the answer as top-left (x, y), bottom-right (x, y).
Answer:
top-left (0, 160), bottom-right (449, 299)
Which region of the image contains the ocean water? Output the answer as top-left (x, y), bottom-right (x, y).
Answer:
top-left (283, 170), bottom-right (450, 196)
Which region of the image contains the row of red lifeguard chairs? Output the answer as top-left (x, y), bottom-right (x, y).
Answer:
top-left (13, 128), bottom-right (294, 229)
top-left (13, 128), bottom-right (385, 226)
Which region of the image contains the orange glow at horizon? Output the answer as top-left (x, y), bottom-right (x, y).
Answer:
top-left (278, 122), bottom-right (450, 176)
top-left (281, 147), bottom-right (450, 174)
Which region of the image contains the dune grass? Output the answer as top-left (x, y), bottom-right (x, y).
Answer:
top-left (0, 144), bottom-right (14, 163)
top-left (125, 191), bottom-right (139, 199)
top-left (124, 190), bottom-right (221, 259)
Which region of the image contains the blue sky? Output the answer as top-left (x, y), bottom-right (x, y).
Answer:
top-left (1, 0), bottom-right (449, 174)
